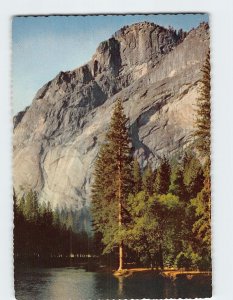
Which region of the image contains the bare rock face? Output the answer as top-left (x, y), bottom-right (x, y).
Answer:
top-left (13, 22), bottom-right (210, 214)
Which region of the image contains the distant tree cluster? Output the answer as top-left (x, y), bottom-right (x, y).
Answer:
top-left (91, 51), bottom-right (211, 271)
top-left (14, 191), bottom-right (91, 261)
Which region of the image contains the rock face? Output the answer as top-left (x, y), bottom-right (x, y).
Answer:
top-left (13, 22), bottom-right (210, 214)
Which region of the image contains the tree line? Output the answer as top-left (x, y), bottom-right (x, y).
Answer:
top-left (14, 191), bottom-right (91, 261)
top-left (91, 52), bottom-right (211, 271)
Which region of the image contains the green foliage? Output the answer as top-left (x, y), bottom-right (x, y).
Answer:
top-left (142, 163), bottom-right (154, 196)
top-left (23, 190), bottom-right (39, 221)
top-left (154, 157), bottom-right (171, 195)
top-left (193, 50), bottom-right (211, 157)
top-left (153, 193), bottom-right (181, 268)
top-left (169, 166), bottom-right (187, 200)
top-left (175, 252), bottom-right (192, 269)
top-left (175, 245), bottom-right (202, 270)
top-left (191, 164), bottom-right (211, 251)
top-left (124, 192), bottom-right (181, 269)
top-left (183, 152), bottom-right (204, 199)
top-left (125, 191), bottom-right (159, 267)
top-left (197, 252), bottom-right (212, 271)
top-left (157, 193), bottom-right (180, 209)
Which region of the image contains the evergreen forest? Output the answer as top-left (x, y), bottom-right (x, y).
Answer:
top-left (14, 190), bottom-right (91, 264)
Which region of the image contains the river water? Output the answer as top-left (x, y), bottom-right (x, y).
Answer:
top-left (15, 267), bottom-right (211, 299)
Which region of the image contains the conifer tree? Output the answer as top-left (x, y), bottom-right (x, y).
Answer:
top-left (24, 190), bottom-right (39, 221)
top-left (18, 196), bottom-right (25, 215)
top-left (91, 99), bottom-right (133, 270)
top-left (154, 157), bottom-right (171, 195)
top-left (182, 153), bottom-right (204, 199)
top-left (142, 163), bottom-right (154, 196)
top-left (193, 50), bottom-right (211, 158)
top-left (169, 167), bottom-right (186, 200)
top-left (91, 144), bottom-right (115, 232)
top-left (192, 51), bottom-right (211, 262)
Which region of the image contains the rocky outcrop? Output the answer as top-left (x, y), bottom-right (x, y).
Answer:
top-left (13, 22), bottom-right (210, 214)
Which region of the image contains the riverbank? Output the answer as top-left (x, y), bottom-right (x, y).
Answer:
top-left (113, 268), bottom-right (211, 279)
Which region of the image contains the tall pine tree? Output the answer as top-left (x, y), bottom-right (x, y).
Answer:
top-left (192, 51), bottom-right (211, 260)
top-left (91, 99), bottom-right (133, 270)
top-left (193, 50), bottom-right (211, 158)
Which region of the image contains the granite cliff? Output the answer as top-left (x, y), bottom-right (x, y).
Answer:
top-left (13, 22), bottom-right (210, 220)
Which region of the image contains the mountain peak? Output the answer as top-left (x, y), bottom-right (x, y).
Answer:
top-left (92, 20), bottom-right (182, 82)
top-left (113, 21), bottom-right (168, 37)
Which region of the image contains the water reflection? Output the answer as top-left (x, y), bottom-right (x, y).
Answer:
top-left (117, 276), bottom-right (123, 298)
top-left (15, 267), bottom-right (212, 299)
top-left (49, 269), bottom-right (96, 300)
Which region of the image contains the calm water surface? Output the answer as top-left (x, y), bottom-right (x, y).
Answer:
top-left (15, 267), bottom-right (211, 299)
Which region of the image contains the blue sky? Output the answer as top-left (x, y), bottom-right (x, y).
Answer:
top-left (12, 14), bottom-right (208, 114)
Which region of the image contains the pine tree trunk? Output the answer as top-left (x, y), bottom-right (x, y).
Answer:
top-left (118, 154), bottom-right (123, 271)
top-left (119, 238), bottom-right (123, 271)
top-left (159, 243), bottom-right (164, 269)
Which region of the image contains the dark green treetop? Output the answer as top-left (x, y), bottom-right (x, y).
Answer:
top-left (154, 156), bottom-right (171, 195)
